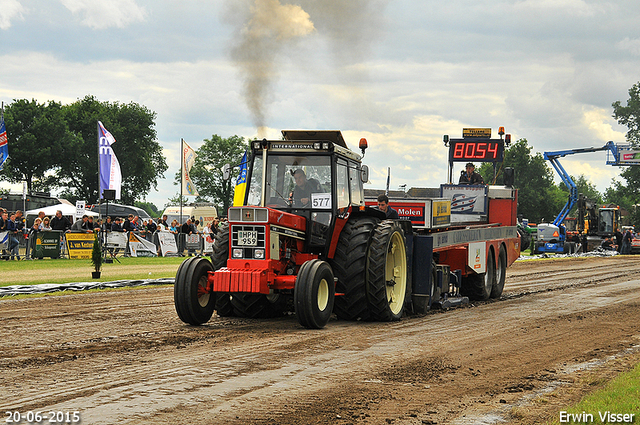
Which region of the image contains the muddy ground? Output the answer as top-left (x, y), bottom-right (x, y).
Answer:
top-left (2, 255), bottom-right (640, 424)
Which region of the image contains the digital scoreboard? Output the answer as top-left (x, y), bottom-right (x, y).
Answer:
top-left (448, 139), bottom-right (504, 162)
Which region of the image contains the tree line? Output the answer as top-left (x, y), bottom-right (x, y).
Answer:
top-left (478, 82), bottom-right (640, 227)
top-left (1, 95), bottom-right (167, 206)
top-left (3, 82), bottom-right (640, 225)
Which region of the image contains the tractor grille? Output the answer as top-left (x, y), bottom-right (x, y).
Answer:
top-left (231, 224), bottom-right (266, 259)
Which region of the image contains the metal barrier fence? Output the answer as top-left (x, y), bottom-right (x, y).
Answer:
top-left (0, 230), bottom-right (215, 260)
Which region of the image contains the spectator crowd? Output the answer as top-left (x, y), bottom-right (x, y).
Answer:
top-left (0, 206), bottom-right (226, 260)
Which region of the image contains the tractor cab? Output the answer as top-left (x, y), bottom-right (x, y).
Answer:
top-left (243, 130), bottom-right (369, 255)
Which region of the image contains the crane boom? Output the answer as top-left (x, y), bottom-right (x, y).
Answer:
top-left (543, 141), bottom-right (639, 225)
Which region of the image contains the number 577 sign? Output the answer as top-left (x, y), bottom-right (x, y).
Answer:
top-left (311, 193), bottom-right (331, 209)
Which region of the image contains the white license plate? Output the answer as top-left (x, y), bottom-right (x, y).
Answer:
top-left (238, 230), bottom-right (258, 246)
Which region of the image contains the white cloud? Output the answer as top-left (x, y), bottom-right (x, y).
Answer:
top-left (582, 107), bottom-right (626, 142)
top-left (617, 37), bottom-right (640, 56)
top-left (514, 0), bottom-right (605, 17)
top-left (0, 0), bottom-right (26, 30)
top-left (59, 0), bottom-right (146, 29)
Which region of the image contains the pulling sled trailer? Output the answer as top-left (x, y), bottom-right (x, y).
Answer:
top-left (174, 128), bottom-right (521, 329)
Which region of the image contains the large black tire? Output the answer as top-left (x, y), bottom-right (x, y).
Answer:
top-left (210, 222), bottom-right (234, 317)
top-left (211, 222), bottom-right (229, 269)
top-left (330, 217), bottom-right (379, 321)
top-left (518, 228), bottom-right (531, 251)
top-left (174, 257), bottom-right (215, 325)
top-left (461, 249), bottom-right (495, 301)
top-left (491, 245), bottom-right (507, 299)
top-left (294, 260), bottom-right (335, 329)
top-left (366, 220), bottom-right (408, 321)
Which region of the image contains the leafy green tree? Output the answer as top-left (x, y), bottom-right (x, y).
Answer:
top-left (60, 95), bottom-right (167, 204)
top-left (609, 81), bottom-right (640, 227)
top-left (555, 174), bottom-right (603, 217)
top-left (0, 99), bottom-right (77, 193)
top-left (134, 201), bottom-right (159, 218)
top-left (174, 135), bottom-right (249, 215)
top-left (478, 138), bottom-right (563, 223)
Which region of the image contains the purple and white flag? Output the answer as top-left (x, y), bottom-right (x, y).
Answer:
top-left (98, 121), bottom-right (122, 200)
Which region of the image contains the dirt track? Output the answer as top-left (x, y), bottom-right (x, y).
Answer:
top-left (2, 256), bottom-right (640, 424)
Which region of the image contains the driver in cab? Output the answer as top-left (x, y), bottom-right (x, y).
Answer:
top-left (289, 169), bottom-right (322, 207)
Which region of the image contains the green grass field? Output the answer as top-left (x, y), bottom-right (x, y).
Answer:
top-left (0, 255), bottom-right (186, 287)
top-left (548, 362), bottom-right (640, 424)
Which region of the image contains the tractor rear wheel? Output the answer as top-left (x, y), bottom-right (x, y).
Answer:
top-left (330, 217), bottom-right (378, 321)
top-left (174, 257), bottom-right (215, 325)
top-left (366, 220), bottom-right (408, 321)
top-left (294, 260), bottom-right (335, 329)
top-left (491, 245), bottom-right (507, 299)
top-left (210, 221), bottom-right (234, 317)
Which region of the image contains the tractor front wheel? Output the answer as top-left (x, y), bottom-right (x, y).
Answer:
top-left (294, 260), bottom-right (335, 329)
top-left (174, 257), bottom-right (215, 325)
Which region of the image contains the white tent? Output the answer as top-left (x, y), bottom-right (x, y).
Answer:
top-left (25, 203), bottom-right (98, 223)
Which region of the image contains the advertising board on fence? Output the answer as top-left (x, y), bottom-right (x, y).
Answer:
top-left (128, 232), bottom-right (157, 257)
top-left (157, 231), bottom-right (178, 256)
top-left (0, 231), bottom-right (7, 249)
top-left (203, 234), bottom-right (214, 254)
top-left (65, 232), bottom-right (95, 259)
top-left (106, 231), bottom-right (128, 250)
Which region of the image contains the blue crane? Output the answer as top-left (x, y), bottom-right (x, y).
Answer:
top-left (535, 141), bottom-right (638, 254)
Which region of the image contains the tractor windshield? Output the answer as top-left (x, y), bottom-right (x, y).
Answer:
top-left (247, 154), bottom-right (332, 209)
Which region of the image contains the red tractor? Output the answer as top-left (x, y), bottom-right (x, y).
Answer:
top-left (174, 129), bottom-right (520, 328)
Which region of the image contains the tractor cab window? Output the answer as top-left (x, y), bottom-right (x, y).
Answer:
top-left (247, 153), bottom-right (331, 209)
top-left (247, 155), bottom-right (263, 206)
top-left (348, 160), bottom-right (364, 206)
top-left (336, 160), bottom-right (350, 209)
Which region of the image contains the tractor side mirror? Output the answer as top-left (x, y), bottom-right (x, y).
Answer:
top-left (222, 163), bottom-right (231, 181)
top-left (360, 165), bottom-right (369, 183)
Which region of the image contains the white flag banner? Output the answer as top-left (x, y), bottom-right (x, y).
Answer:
top-left (182, 139), bottom-right (199, 196)
top-left (98, 121), bottom-right (122, 200)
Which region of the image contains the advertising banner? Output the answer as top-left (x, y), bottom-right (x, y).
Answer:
top-left (203, 234), bottom-right (214, 254)
top-left (34, 231), bottom-right (62, 259)
top-left (440, 184), bottom-right (488, 215)
top-left (128, 232), bottom-right (157, 257)
top-left (185, 233), bottom-right (201, 250)
top-left (75, 201), bottom-right (86, 220)
top-left (0, 231), bottom-right (8, 250)
top-left (106, 231), bottom-right (128, 250)
top-left (157, 231), bottom-right (178, 256)
top-left (65, 232), bottom-right (96, 259)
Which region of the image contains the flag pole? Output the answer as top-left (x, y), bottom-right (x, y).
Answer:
top-left (180, 138), bottom-right (183, 225)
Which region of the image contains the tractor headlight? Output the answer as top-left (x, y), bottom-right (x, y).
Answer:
top-left (254, 249), bottom-right (265, 259)
top-left (233, 248), bottom-right (243, 258)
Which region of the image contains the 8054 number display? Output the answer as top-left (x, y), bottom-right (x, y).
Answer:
top-left (449, 140), bottom-right (504, 162)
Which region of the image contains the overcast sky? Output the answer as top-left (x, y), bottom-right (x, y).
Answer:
top-left (1, 0), bottom-right (639, 212)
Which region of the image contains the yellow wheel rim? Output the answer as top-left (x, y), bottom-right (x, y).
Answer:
top-left (317, 278), bottom-right (329, 311)
top-left (385, 231), bottom-right (407, 315)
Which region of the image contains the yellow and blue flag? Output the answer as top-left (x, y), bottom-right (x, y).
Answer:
top-left (233, 151), bottom-right (248, 206)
